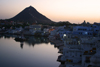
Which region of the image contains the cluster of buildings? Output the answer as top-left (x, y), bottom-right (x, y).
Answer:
top-left (49, 23), bottom-right (100, 39)
top-left (48, 23), bottom-right (100, 67)
top-left (59, 35), bottom-right (100, 67)
top-left (1, 20), bottom-right (100, 67)
top-left (0, 25), bottom-right (53, 36)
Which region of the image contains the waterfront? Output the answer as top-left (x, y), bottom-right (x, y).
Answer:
top-left (0, 35), bottom-right (60, 67)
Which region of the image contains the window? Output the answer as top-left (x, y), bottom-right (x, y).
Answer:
top-left (96, 30), bottom-right (98, 31)
top-left (70, 52), bottom-right (72, 56)
top-left (75, 52), bottom-right (77, 56)
top-left (80, 32), bottom-right (82, 34)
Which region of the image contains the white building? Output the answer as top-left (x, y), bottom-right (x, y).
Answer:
top-left (29, 25), bottom-right (41, 35)
top-left (73, 26), bottom-right (93, 36)
top-left (61, 34), bottom-right (82, 67)
top-left (49, 25), bottom-right (66, 39)
top-left (61, 34), bottom-right (100, 67)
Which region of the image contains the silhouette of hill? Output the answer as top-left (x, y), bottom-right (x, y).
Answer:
top-left (10, 6), bottom-right (54, 24)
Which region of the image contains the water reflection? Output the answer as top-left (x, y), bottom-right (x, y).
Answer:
top-left (25, 36), bottom-right (49, 44)
top-left (17, 36), bottom-right (49, 48)
top-left (0, 34), bottom-right (50, 49)
top-left (0, 34), bottom-right (60, 67)
top-left (1, 34), bottom-right (100, 67)
top-left (0, 34), bottom-right (17, 39)
top-left (20, 42), bottom-right (24, 49)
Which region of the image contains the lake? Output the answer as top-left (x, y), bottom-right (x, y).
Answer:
top-left (0, 35), bottom-right (60, 67)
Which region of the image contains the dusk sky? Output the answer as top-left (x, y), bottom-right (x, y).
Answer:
top-left (0, 0), bottom-right (100, 23)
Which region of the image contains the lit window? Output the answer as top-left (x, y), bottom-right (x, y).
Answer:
top-left (63, 34), bottom-right (66, 37)
top-left (85, 32), bottom-right (87, 34)
top-left (78, 41), bottom-right (80, 45)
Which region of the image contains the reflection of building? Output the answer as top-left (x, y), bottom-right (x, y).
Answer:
top-left (24, 36), bottom-right (49, 47)
top-left (20, 42), bottom-right (24, 49)
top-left (11, 35), bottom-right (49, 48)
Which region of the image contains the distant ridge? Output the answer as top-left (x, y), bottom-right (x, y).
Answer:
top-left (10, 6), bottom-right (54, 24)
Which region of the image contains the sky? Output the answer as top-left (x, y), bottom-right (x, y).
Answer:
top-left (0, 0), bottom-right (100, 23)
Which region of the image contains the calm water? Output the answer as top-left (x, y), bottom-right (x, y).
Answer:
top-left (0, 35), bottom-right (60, 67)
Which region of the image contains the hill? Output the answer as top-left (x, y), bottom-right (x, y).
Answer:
top-left (10, 6), bottom-right (54, 24)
